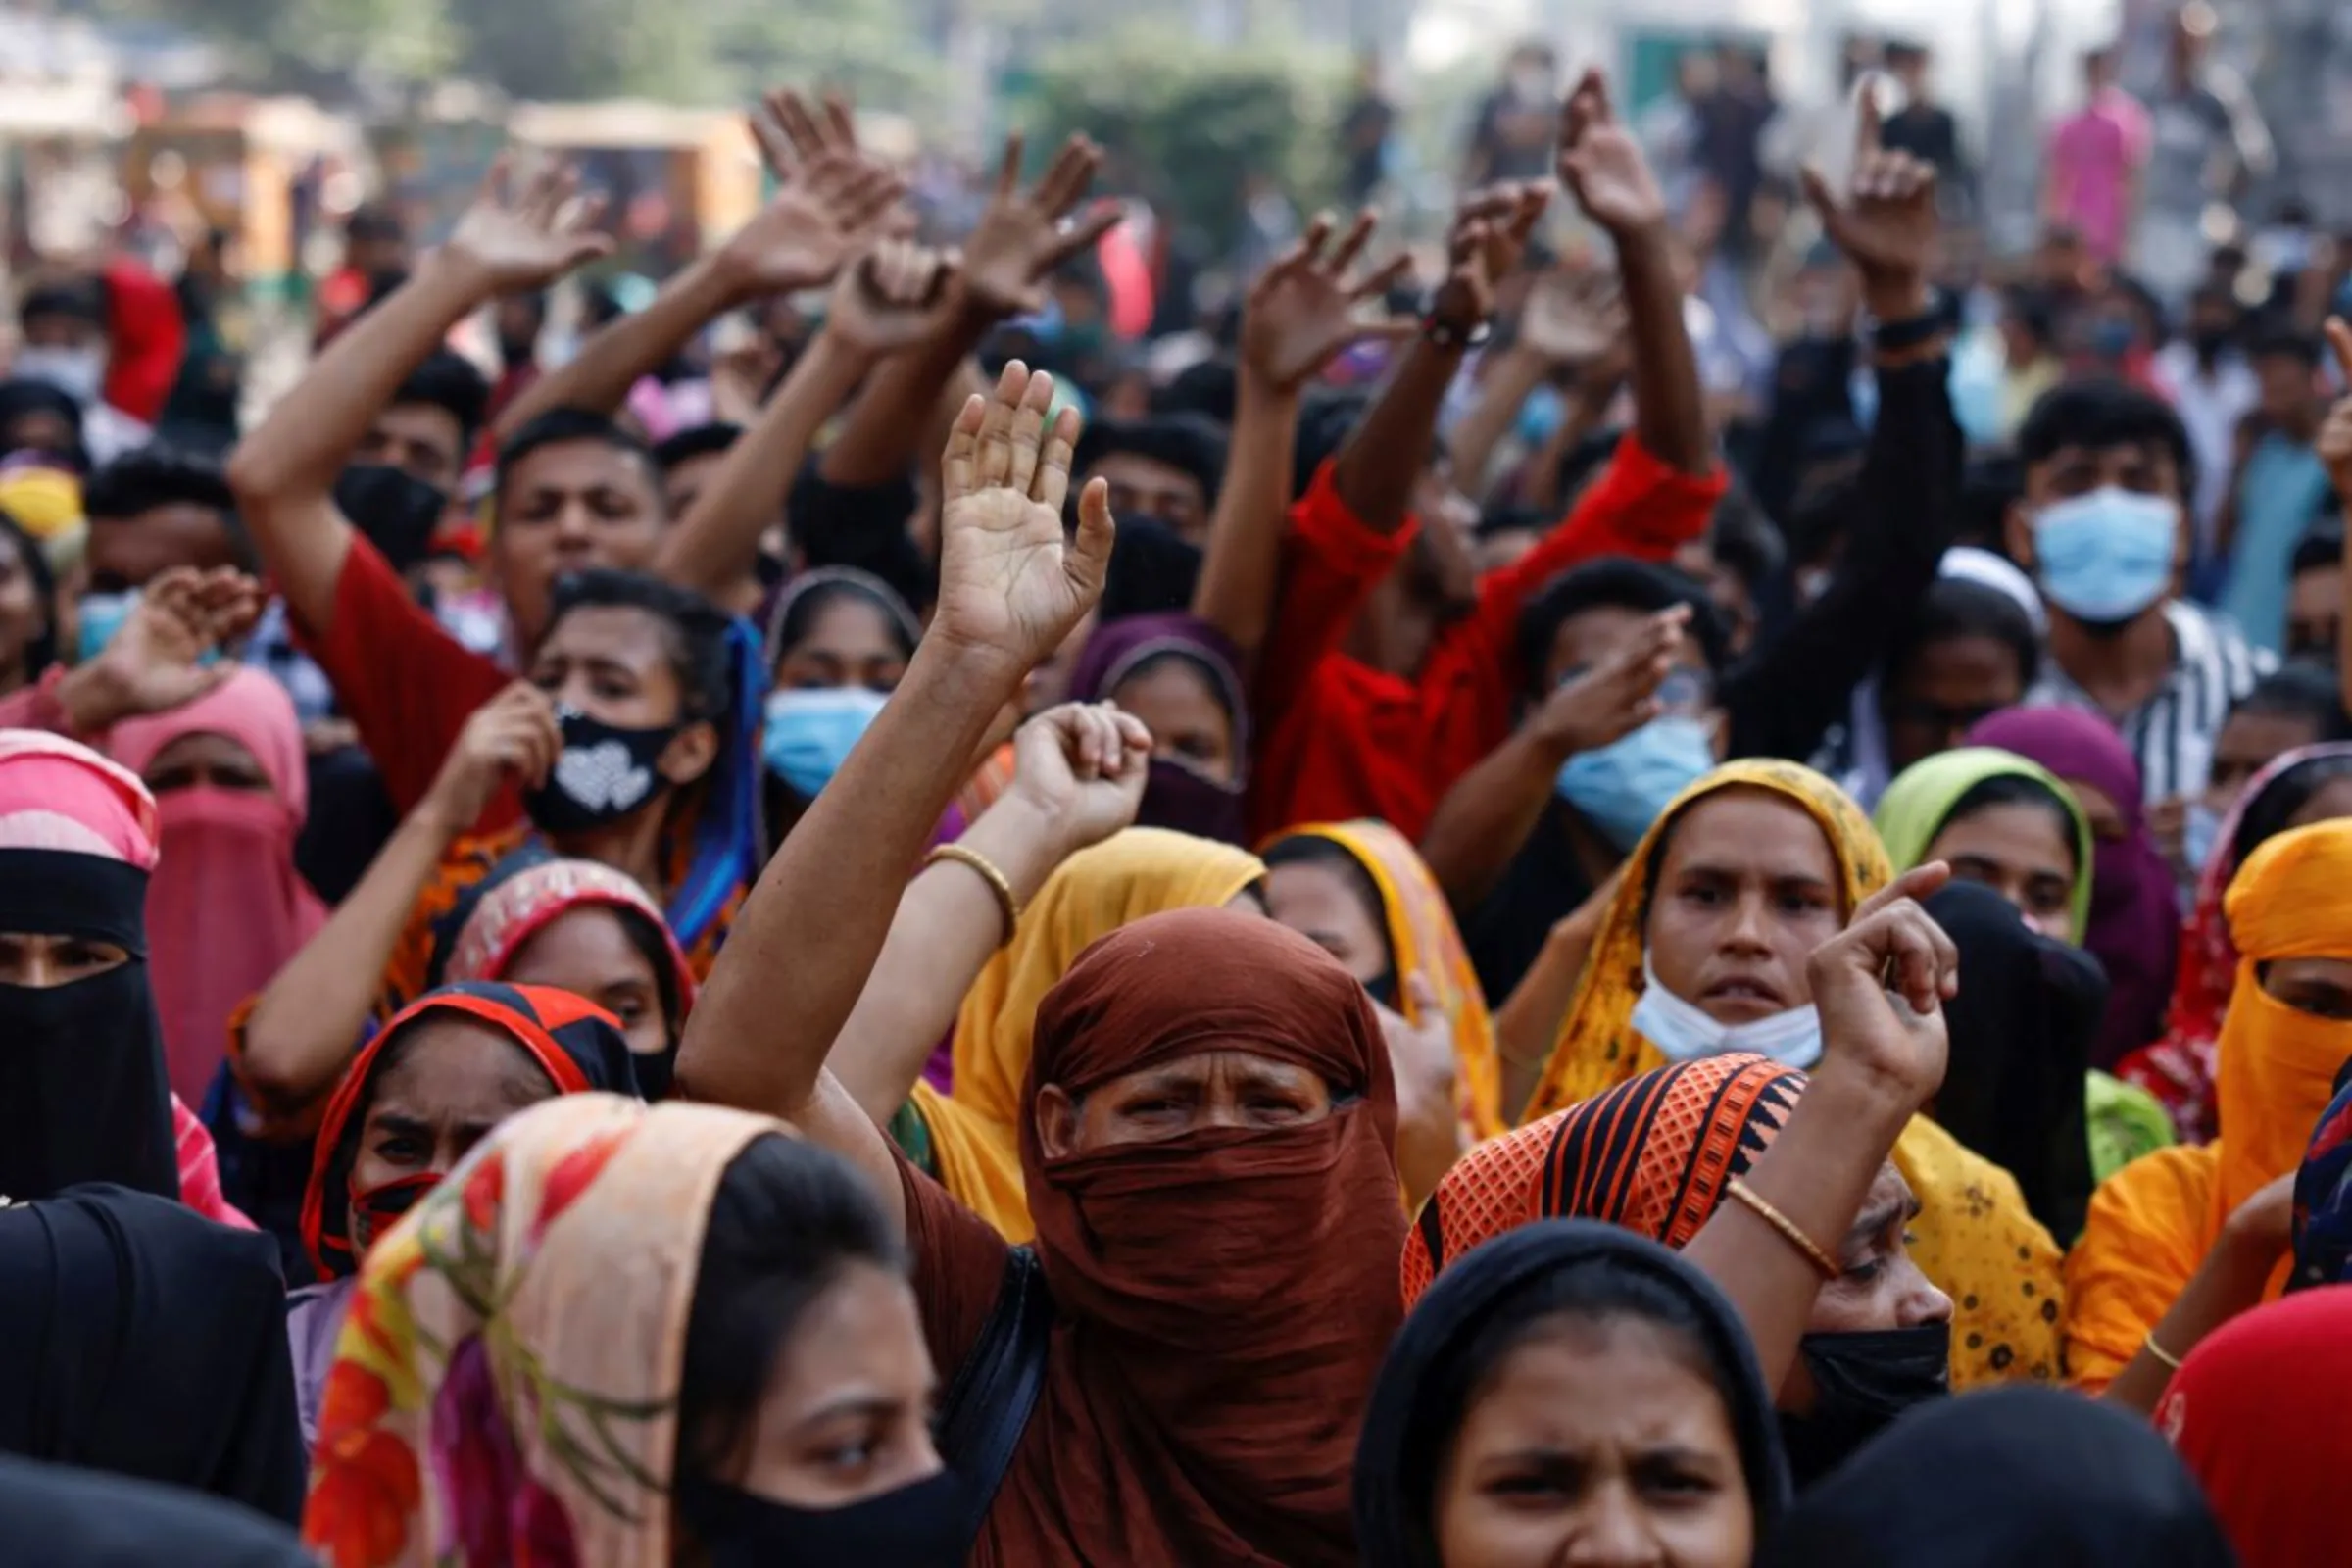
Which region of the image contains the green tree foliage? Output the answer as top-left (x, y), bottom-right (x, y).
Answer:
top-left (1021, 27), bottom-right (1345, 253)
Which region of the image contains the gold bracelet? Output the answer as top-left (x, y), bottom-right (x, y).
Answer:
top-left (925, 843), bottom-right (1022, 947)
top-left (1724, 1177), bottom-right (1840, 1281)
top-left (2142, 1331), bottom-right (2184, 1374)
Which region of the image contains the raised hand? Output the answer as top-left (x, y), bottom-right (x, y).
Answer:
top-left (727, 89), bottom-right (907, 297)
top-left (1004, 700), bottom-right (1152, 856)
top-left (424, 680), bottom-right (563, 832)
top-left (826, 239), bottom-right (962, 357)
top-left (67, 566), bottom-right (262, 729)
top-left (1429, 181), bottom-right (1551, 335)
top-left (444, 154), bottom-right (612, 291)
top-left (931, 363), bottom-right (1114, 681)
top-left (1518, 263), bottom-right (1628, 368)
top-left (2318, 318), bottom-right (2352, 499)
top-left (1529, 605), bottom-right (1688, 757)
top-left (960, 133), bottom-right (1122, 318)
top-left (1799, 78), bottom-right (1937, 311)
top-left (1557, 69), bottom-right (1669, 236)
top-left (1806, 861), bottom-right (1958, 1115)
top-left (1239, 210), bottom-right (1416, 393)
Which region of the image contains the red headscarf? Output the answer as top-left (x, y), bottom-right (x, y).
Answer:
top-left (2161, 1285), bottom-right (2352, 1567)
top-left (986, 906), bottom-right (1403, 1566)
top-left (108, 669), bottom-right (328, 1105)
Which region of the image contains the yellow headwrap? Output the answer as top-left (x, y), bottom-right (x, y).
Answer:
top-left (1523, 759), bottom-right (1892, 1122)
top-left (926, 827), bottom-right (1266, 1240)
top-left (1520, 758), bottom-right (2063, 1389)
top-left (1279, 820), bottom-right (1505, 1142)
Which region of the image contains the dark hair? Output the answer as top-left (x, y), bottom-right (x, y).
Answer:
top-left (1552, 427), bottom-right (1625, 511)
top-left (391, 351), bottom-right (492, 456)
top-left (2016, 380), bottom-right (2195, 500)
top-left (0, 506), bottom-right (59, 680)
top-left (19, 278), bottom-right (104, 329)
top-left (543, 569), bottom-right (734, 725)
top-left (1707, 481), bottom-right (1786, 595)
top-left (675, 1133), bottom-right (907, 1483)
top-left (345, 203), bottom-right (404, 246)
top-left (1153, 359), bottom-right (1238, 426)
top-left (1519, 559), bottom-right (1731, 696)
top-left (2233, 750), bottom-right (2352, 868)
top-left (1939, 773), bottom-right (2081, 869)
top-left (1262, 834), bottom-right (1395, 969)
top-left (82, 447), bottom-right (252, 567)
top-left (494, 408), bottom-right (659, 505)
top-left (1885, 576), bottom-right (2041, 697)
top-left (2001, 285), bottom-right (2057, 351)
top-left (2292, 523), bottom-right (2344, 578)
top-left (2250, 324), bottom-right (2325, 368)
top-left (1073, 414), bottom-right (1229, 511)
top-left (1293, 390), bottom-right (1374, 499)
top-left (2230, 662), bottom-right (2352, 746)
top-left (1394, 1252), bottom-right (1742, 1564)
top-left (771, 573), bottom-right (919, 664)
top-left (651, 421), bottom-right (744, 475)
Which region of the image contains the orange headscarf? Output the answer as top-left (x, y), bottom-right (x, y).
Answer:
top-left (1277, 820), bottom-right (1504, 1142)
top-left (2068, 819), bottom-right (2352, 1390)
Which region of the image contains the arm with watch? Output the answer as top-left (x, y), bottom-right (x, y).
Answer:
top-left (1720, 93), bottom-right (1961, 762)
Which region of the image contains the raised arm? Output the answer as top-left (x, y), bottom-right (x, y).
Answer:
top-left (1190, 213), bottom-right (1412, 662)
top-left (828, 702), bottom-right (1149, 1123)
top-left (497, 91), bottom-right (903, 441)
top-left (655, 240), bottom-right (959, 600)
top-left (1558, 69), bottom-right (1710, 478)
top-left (226, 157), bottom-right (611, 637)
top-left (675, 363), bottom-right (1112, 1233)
top-left (1446, 265), bottom-right (1626, 501)
top-left (1334, 182), bottom-right (1548, 532)
top-left (237, 682), bottom-right (560, 1113)
top-left (1683, 863), bottom-right (1956, 1396)
top-left (818, 133), bottom-right (1116, 490)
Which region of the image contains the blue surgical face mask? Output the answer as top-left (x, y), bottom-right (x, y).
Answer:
top-left (1629, 953), bottom-right (1825, 1068)
top-left (2032, 486), bottom-right (2179, 624)
top-left (76, 590), bottom-right (134, 664)
top-left (1554, 715), bottom-right (1716, 851)
top-left (763, 685), bottom-right (890, 800)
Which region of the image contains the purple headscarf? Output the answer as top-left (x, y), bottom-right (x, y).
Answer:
top-left (1066, 612), bottom-right (1250, 845)
top-left (1967, 707), bottom-right (2180, 1069)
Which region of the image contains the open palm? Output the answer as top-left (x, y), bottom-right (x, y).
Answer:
top-left (446, 155), bottom-right (612, 290)
top-left (735, 88), bottom-right (906, 295)
top-left (1519, 266), bottom-right (1627, 366)
top-left (933, 364), bottom-right (1114, 677)
top-left (961, 134), bottom-right (1122, 318)
top-left (1558, 70), bottom-right (1667, 235)
top-left (1241, 211), bottom-right (1414, 393)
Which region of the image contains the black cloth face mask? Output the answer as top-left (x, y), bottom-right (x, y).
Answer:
top-left (522, 708), bottom-right (680, 838)
top-left (1777, 1322), bottom-right (1951, 1488)
top-left (678, 1466), bottom-right (966, 1568)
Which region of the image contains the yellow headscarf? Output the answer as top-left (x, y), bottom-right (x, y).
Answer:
top-left (924, 827), bottom-right (1266, 1240)
top-left (1522, 758), bottom-right (2063, 1389)
top-left (2067, 818), bottom-right (2352, 1389)
top-left (1524, 759), bottom-right (1891, 1122)
top-left (1278, 820), bottom-right (1505, 1142)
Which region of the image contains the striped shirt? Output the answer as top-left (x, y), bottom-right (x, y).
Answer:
top-left (2026, 599), bottom-right (2274, 803)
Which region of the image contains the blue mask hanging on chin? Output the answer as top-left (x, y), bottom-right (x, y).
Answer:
top-left (763, 686), bottom-right (890, 800)
top-left (1554, 715), bottom-right (1717, 851)
top-left (2031, 486), bottom-right (2179, 625)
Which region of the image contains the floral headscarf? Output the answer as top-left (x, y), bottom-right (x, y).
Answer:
top-left (303, 1095), bottom-right (775, 1567)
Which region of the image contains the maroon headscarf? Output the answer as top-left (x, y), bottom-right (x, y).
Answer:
top-left (1065, 612), bottom-right (1250, 844)
top-left (1968, 707), bottom-right (2180, 1068)
top-left (990, 906), bottom-right (1402, 1566)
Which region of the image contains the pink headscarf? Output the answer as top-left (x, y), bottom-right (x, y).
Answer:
top-left (107, 669), bottom-right (327, 1104)
top-left (0, 730), bottom-right (157, 863)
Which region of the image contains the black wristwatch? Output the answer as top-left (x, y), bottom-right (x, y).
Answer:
top-left (1866, 292), bottom-right (1948, 353)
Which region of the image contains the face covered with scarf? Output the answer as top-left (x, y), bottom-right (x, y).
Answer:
top-left (1065, 612), bottom-right (1250, 844)
top-left (0, 730), bottom-right (178, 1201)
top-left (1358, 1221), bottom-right (1788, 1568)
top-left (299, 981), bottom-right (640, 1281)
top-left (106, 667), bottom-right (329, 1106)
top-left (1409, 1054), bottom-right (1952, 1488)
top-left (1018, 906), bottom-right (1404, 1563)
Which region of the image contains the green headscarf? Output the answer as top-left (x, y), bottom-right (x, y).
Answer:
top-left (1874, 747), bottom-right (2093, 944)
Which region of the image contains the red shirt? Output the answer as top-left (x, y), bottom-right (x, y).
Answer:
top-left (1248, 435), bottom-right (1726, 841)
top-left (297, 536), bottom-right (519, 829)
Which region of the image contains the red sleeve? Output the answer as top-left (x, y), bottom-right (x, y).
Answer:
top-left (1251, 458), bottom-right (1417, 738)
top-left (1421, 435), bottom-right (1726, 790)
top-left (0, 666), bottom-right (74, 736)
top-left (101, 260), bottom-right (186, 424)
top-left (896, 1145), bottom-right (1015, 1382)
top-left (293, 536), bottom-right (518, 827)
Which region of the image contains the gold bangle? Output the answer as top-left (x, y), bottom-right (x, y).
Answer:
top-left (1724, 1177), bottom-right (1840, 1281)
top-left (925, 843), bottom-right (1022, 947)
top-left (2142, 1331), bottom-right (2184, 1374)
